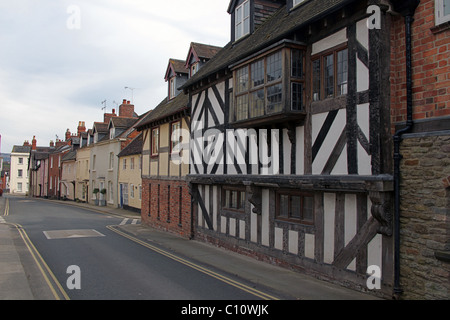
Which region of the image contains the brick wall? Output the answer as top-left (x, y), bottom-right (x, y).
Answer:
top-left (399, 133), bottom-right (450, 299)
top-left (390, 0), bottom-right (450, 132)
top-left (141, 178), bottom-right (192, 238)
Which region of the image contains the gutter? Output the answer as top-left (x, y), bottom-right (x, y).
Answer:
top-left (391, 0), bottom-right (420, 299)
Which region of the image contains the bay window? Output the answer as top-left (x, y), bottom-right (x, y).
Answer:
top-left (231, 42), bottom-right (306, 127)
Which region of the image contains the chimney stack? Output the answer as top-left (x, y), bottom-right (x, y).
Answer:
top-left (23, 140), bottom-right (30, 146)
top-left (77, 121), bottom-right (86, 137)
top-left (103, 109), bottom-right (117, 123)
top-left (32, 136), bottom-right (37, 151)
top-left (50, 140), bottom-right (54, 148)
top-left (119, 98), bottom-right (135, 118)
top-left (65, 129), bottom-right (71, 141)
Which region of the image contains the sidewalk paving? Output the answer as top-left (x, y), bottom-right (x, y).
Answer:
top-left (0, 195), bottom-right (382, 300)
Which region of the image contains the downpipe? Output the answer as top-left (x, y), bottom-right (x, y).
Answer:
top-left (392, 6), bottom-right (417, 299)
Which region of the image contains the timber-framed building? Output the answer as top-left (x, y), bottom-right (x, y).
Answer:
top-left (181, 0), bottom-right (400, 297)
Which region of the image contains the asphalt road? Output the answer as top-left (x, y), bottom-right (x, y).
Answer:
top-left (5, 196), bottom-right (271, 300)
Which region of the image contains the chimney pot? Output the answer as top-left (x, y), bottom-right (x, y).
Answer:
top-left (123, 99), bottom-right (127, 104)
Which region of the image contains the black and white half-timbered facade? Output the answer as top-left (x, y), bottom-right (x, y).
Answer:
top-left (182, 0), bottom-right (395, 297)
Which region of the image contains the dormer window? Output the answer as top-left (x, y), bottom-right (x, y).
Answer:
top-left (235, 0), bottom-right (250, 40)
top-left (169, 77), bottom-right (176, 100)
top-left (190, 63), bottom-right (198, 77)
top-left (110, 127), bottom-right (115, 139)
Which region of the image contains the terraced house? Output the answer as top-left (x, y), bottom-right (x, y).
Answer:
top-left (180, 0), bottom-right (449, 298)
top-left (137, 43), bottom-right (221, 238)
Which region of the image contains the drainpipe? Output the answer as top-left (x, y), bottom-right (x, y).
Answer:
top-left (391, 0), bottom-right (419, 299)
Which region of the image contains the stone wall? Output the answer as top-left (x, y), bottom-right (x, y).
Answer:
top-left (399, 132), bottom-right (450, 299)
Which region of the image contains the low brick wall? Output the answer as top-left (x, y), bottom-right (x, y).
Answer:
top-left (141, 178), bottom-right (192, 238)
top-left (399, 132), bottom-right (450, 299)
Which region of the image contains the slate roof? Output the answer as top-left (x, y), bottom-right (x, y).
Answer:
top-left (11, 145), bottom-right (32, 154)
top-left (136, 93), bottom-right (189, 131)
top-left (181, 0), bottom-right (352, 91)
top-left (118, 133), bottom-right (143, 157)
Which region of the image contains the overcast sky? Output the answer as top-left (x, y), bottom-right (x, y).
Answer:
top-left (0, 0), bottom-right (230, 154)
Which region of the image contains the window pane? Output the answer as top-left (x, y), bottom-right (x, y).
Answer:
top-left (279, 195), bottom-right (289, 217)
top-left (303, 196), bottom-right (314, 221)
top-left (324, 54), bottom-right (334, 98)
top-left (230, 191), bottom-right (238, 208)
top-left (250, 89), bottom-right (265, 118)
top-left (267, 51), bottom-right (282, 83)
top-left (236, 67), bottom-right (248, 93)
top-left (291, 82), bottom-right (303, 111)
top-left (291, 196), bottom-right (301, 218)
top-left (236, 95), bottom-right (249, 121)
top-left (240, 191), bottom-right (246, 209)
top-left (445, 0), bottom-right (450, 15)
top-left (251, 59), bottom-right (264, 87)
top-left (267, 83), bottom-right (283, 113)
top-left (291, 50), bottom-right (303, 78)
top-left (337, 49), bottom-right (348, 96)
top-left (312, 59), bottom-right (321, 101)
top-left (225, 190), bottom-right (230, 208)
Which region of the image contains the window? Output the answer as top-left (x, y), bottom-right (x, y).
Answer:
top-left (191, 63), bottom-right (198, 77)
top-left (235, 0), bottom-right (250, 40)
top-left (436, 0), bottom-right (450, 25)
top-left (130, 157), bottom-right (135, 170)
top-left (18, 169), bottom-right (23, 177)
top-left (18, 157), bottom-right (23, 164)
top-left (109, 152), bottom-right (114, 169)
top-left (223, 187), bottom-right (246, 211)
top-left (108, 181), bottom-right (113, 203)
top-left (169, 77), bottom-right (176, 99)
top-left (17, 182), bottom-right (22, 192)
top-left (312, 47), bottom-right (348, 101)
top-left (276, 191), bottom-right (314, 224)
top-left (231, 45), bottom-right (305, 125)
top-left (123, 159), bottom-right (127, 170)
top-left (130, 184), bottom-right (135, 198)
top-left (293, 0), bottom-right (305, 7)
top-left (110, 128), bottom-right (115, 139)
top-left (171, 121), bottom-right (181, 153)
top-left (151, 127), bottom-right (159, 156)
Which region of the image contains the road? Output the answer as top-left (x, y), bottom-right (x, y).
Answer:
top-left (4, 196), bottom-right (280, 300)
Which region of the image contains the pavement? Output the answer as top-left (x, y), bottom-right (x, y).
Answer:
top-left (0, 194), bottom-right (383, 300)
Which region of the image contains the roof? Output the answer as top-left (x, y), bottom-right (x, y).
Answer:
top-left (185, 42), bottom-right (223, 67)
top-left (11, 145), bottom-right (31, 154)
top-left (117, 133), bottom-right (143, 157)
top-left (136, 93), bottom-right (189, 131)
top-left (61, 150), bottom-right (77, 162)
top-left (165, 59), bottom-right (188, 81)
top-left (182, 0), bottom-right (352, 91)
top-left (109, 117), bottom-right (139, 130)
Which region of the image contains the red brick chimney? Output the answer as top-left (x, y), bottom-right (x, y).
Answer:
top-left (32, 136), bottom-right (37, 151)
top-left (104, 109), bottom-right (117, 123)
top-left (77, 121), bottom-right (86, 136)
top-left (23, 140), bottom-right (30, 146)
top-left (50, 140), bottom-right (54, 148)
top-left (119, 99), bottom-right (135, 118)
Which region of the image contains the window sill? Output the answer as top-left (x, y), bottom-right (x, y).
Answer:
top-left (431, 21), bottom-right (450, 34)
top-left (231, 111), bottom-right (306, 129)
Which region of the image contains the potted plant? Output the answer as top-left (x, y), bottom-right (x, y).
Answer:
top-left (93, 188), bottom-right (99, 205)
top-left (99, 188), bottom-right (107, 206)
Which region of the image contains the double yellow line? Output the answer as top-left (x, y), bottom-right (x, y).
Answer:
top-left (107, 225), bottom-right (279, 300)
top-left (3, 198), bottom-right (69, 300)
top-left (8, 222), bottom-right (70, 300)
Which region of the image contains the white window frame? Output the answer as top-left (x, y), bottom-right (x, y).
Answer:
top-left (435, 0), bottom-right (450, 25)
top-left (169, 77), bottom-right (176, 99)
top-left (293, 0), bottom-right (305, 7)
top-left (235, 0), bottom-right (250, 40)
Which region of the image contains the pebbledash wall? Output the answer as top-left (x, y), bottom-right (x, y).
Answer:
top-left (390, 0), bottom-right (450, 299)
